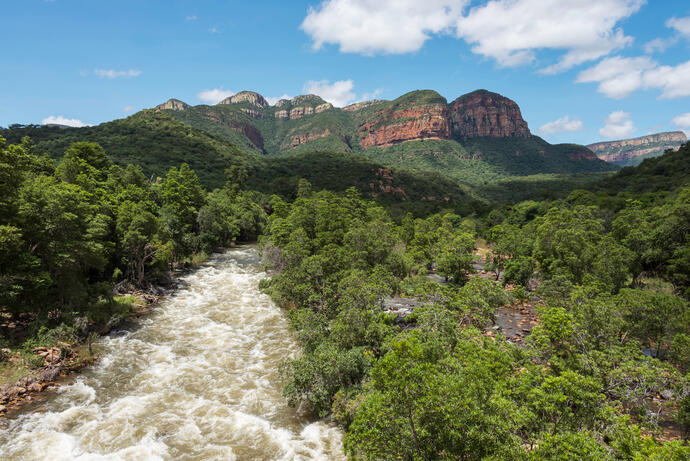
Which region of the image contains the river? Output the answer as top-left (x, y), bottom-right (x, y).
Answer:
top-left (0, 247), bottom-right (345, 460)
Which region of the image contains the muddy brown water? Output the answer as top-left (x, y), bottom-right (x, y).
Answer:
top-left (0, 247), bottom-right (345, 460)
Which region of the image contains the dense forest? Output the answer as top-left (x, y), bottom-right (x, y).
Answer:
top-left (1, 133), bottom-right (690, 459)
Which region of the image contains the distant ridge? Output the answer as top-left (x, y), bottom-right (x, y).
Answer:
top-left (588, 131), bottom-right (687, 167)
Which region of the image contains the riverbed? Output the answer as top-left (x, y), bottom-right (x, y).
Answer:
top-left (0, 247), bottom-right (345, 460)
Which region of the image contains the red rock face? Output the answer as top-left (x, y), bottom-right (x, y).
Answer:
top-left (289, 129), bottom-right (332, 148)
top-left (450, 90), bottom-right (530, 140)
top-left (358, 105), bottom-right (451, 149)
top-left (587, 131), bottom-right (687, 163)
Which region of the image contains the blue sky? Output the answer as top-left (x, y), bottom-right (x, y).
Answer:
top-left (2, 0), bottom-right (690, 145)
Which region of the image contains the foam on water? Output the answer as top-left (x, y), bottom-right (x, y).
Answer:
top-left (0, 247), bottom-right (345, 461)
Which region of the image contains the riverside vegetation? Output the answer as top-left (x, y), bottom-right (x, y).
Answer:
top-left (1, 131), bottom-right (690, 459)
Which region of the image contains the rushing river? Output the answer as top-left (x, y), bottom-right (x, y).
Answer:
top-left (0, 247), bottom-right (345, 460)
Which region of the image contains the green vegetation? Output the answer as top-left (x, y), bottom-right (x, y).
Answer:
top-left (257, 144), bottom-right (690, 458)
top-left (247, 150), bottom-right (485, 217)
top-left (0, 136), bottom-right (266, 361)
top-left (1, 111), bottom-right (259, 189)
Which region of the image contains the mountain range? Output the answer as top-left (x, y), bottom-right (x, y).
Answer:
top-left (1, 88), bottom-right (634, 209)
top-left (153, 89), bottom-right (616, 183)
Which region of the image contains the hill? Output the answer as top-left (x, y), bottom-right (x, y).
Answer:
top-left (588, 131), bottom-right (687, 166)
top-left (1, 111), bottom-right (258, 189)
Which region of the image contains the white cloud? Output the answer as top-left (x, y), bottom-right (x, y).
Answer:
top-left (123, 105), bottom-right (135, 112)
top-left (599, 111), bottom-right (635, 139)
top-left (301, 0), bottom-right (643, 73)
top-left (643, 37), bottom-right (677, 54)
top-left (303, 79), bottom-right (356, 107)
top-left (94, 68), bottom-right (141, 79)
top-left (539, 116), bottom-right (584, 135)
top-left (577, 56), bottom-right (690, 99)
top-left (642, 60), bottom-right (690, 99)
top-left (576, 56), bottom-right (656, 99)
top-left (41, 115), bottom-right (89, 127)
top-left (672, 112), bottom-right (690, 128)
top-left (301, 0), bottom-right (467, 55)
top-left (673, 112), bottom-right (690, 136)
top-left (186, 15), bottom-right (197, 21)
top-left (266, 94), bottom-right (292, 106)
top-left (197, 88), bottom-right (234, 104)
top-left (667, 16), bottom-right (690, 38)
top-left (208, 27), bottom-right (219, 34)
top-left (456, 0), bottom-right (643, 73)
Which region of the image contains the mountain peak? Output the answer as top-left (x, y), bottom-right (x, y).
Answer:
top-left (450, 89), bottom-right (530, 139)
top-left (218, 91), bottom-right (269, 108)
top-left (290, 94), bottom-right (328, 106)
top-left (156, 99), bottom-right (189, 111)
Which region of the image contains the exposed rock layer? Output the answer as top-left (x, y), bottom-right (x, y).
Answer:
top-left (587, 132), bottom-right (687, 164)
top-left (358, 104), bottom-right (451, 149)
top-left (450, 90), bottom-right (530, 139)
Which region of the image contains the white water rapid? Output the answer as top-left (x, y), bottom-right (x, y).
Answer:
top-left (0, 247), bottom-right (345, 460)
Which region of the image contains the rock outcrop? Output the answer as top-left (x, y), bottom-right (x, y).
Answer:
top-left (289, 129), bottom-right (332, 148)
top-left (450, 90), bottom-right (530, 140)
top-left (587, 131), bottom-right (687, 164)
top-left (217, 91), bottom-right (269, 108)
top-left (358, 103), bottom-right (451, 149)
top-left (156, 99), bottom-right (189, 111)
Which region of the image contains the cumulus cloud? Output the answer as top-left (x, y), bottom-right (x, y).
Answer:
top-left (123, 105), bottom-right (135, 112)
top-left (301, 0), bottom-right (642, 73)
top-left (539, 116), bottom-right (584, 135)
top-left (667, 16), bottom-right (690, 38)
top-left (41, 115), bottom-right (89, 127)
top-left (599, 111), bottom-right (635, 139)
top-left (197, 88), bottom-right (234, 104)
top-left (643, 37), bottom-right (677, 54)
top-left (672, 113), bottom-right (690, 135)
top-left (576, 56), bottom-right (656, 99)
top-left (301, 0), bottom-right (467, 55)
top-left (94, 68), bottom-right (141, 79)
top-left (456, 0), bottom-right (643, 73)
top-left (577, 56), bottom-right (690, 99)
top-left (303, 79), bottom-right (356, 107)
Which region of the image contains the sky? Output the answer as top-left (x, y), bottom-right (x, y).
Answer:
top-left (2, 0), bottom-right (690, 145)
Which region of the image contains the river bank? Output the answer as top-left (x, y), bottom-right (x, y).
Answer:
top-left (0, 246), bottom-right (345, 460)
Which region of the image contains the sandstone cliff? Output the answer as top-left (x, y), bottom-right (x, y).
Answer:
top-left (587, 131), bottom-right (687, 165)
top-left (358, 91), bottom-right (451, 149)
top-left (450, 90), bottom-right (530, 140)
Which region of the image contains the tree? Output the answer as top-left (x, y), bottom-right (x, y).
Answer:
top-left (116, 201), bottom-right (160, 285)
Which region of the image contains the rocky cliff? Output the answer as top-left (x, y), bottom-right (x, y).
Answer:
top-left (587, 131), bottom-right (687, 166)
top-left (156, 99), bottom-right (189, 111)
top-left (450, 90), bottom-right (530, 140)
top-left (358, 91), bottom-right (451, 149)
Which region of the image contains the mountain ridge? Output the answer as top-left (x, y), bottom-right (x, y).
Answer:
top-left (587, 131), bottom-right (687, 166)
top-left (153, 88), bottom-right (615, 179)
